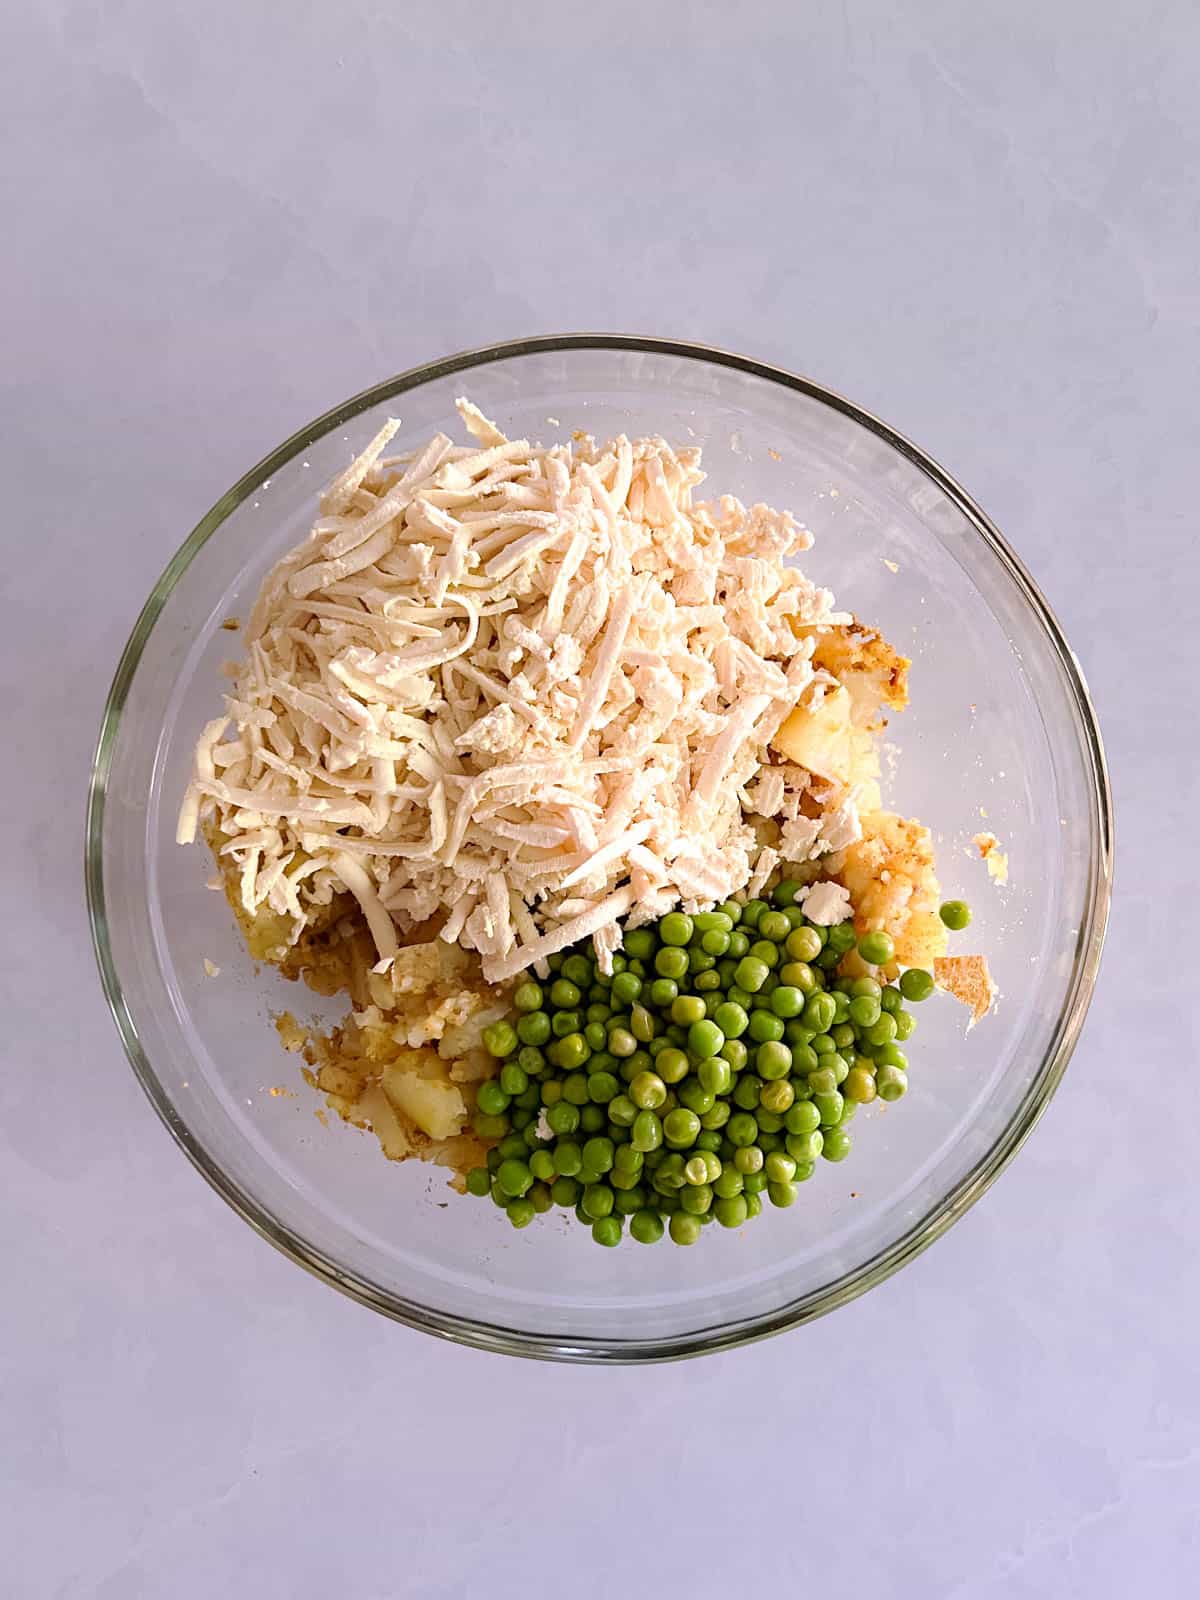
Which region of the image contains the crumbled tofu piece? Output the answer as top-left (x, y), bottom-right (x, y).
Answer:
top-left (800, 880), bottom-right (853, 924)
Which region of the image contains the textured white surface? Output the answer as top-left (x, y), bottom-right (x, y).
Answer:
top-left (4, 3), bottom-right (1198, 1596)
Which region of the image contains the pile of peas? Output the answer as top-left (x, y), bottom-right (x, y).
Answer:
top-left (464, 885), bottom-right (969, 1246)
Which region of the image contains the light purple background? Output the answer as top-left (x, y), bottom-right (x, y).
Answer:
top-left (4, 3), bottom-right (1198, 1596)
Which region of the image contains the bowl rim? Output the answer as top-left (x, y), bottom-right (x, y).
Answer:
top-left (86, 332), bottom-right (1113, 1363)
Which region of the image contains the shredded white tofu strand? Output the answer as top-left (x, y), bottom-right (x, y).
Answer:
top-left (182, 400), bottom-right (852, 981)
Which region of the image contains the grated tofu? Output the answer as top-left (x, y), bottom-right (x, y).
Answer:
top-left (180, 400), bottom-right (860, 982)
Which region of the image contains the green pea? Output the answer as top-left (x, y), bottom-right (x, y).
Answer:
top-left (822, 1127), bottom-right (852, 1161)
top-left (472, 1111), bottom-right (509, 1140)
top-left (899, 967), bottom-right (935, 1002)
top-left (669, 1212), bottom-right (702, 1245)
top-left (659, 911), bottom-right (694, 946)
top-left (476, 1080), bottom-right (511, 1117)
top-left (720, 1038), bottom-right (749, 1072)
top-left (688, 1019), bottom-right (725, 1059)
top-left (803, 992), bottom-right (837, 1033)
top-left (624, 928), bottom-right (657, 960)
top-left (699, 928), bottom-right (730, 957)
top-left (612, 1140), bottom-right (643, 1172)
top-left (670, 995), bottom-right (704, 1026)
top-left (748, 1010), bottom-right (785, 1045)
top-left (880, 985), bottom-right (903, 1014)
top-left (785, 926), bottom-right (823, 962)
top-left (563, 953), bottom-right (592, 985)
top-left (726, 984), bottom-right (753, 1009)
top-left (680, 1182), bottom-right (713, 1215)
top-left (580, 1136), bottom-right (613, 1173)
top-left (743, 1191), bottom-right (763, 1220)
top-left (496, 1158), bottom-right (533, 1198)
top-left (548, 1175), bottom-right (578, 1207)
top-left (768, 1180), bottom-right (798, 1208)
top-left (482, 1021), bottom-right (519, 1058)
top-left (894, 1010), bottom-right (916, 1041)
top-left (712, 1001), bottom-right (747, 1039)
top-left (855, 930), bottom-right (893, 967)
top-left (590, 1215), bottom-right (622, 1247)
top-left (758, 910), bottom-right (791, 942)
top-left (628, 1070), bottom-right (666, 1110)
top-left (759, 1078), bottom-right (794, 1114)
top-left (656, 1047), bottom-right (690, 1085)
top-left (678, 1080), bottom-right (715, 1115)
top-left (844, 1067), bottom-right (876, 1103)
top-left (584, 1022), bottom-right (607, 1051)
top-left (701, 1101), bottom-right (731, 1130)
top-left (607, 1093), bottom-right (637, 1128)
top-left (630, 1208), bottom-right (664, 1244)
top-left (649, 977), bottom-right (679, 1008)
top-left (542, 1102), bottom-right (575, 1138)
top-left (585, 1071), bottom-right (618, 1105)
top-left (939, 899), bottom-right (971, 930)
top-left (727, 1112), bottom-right (759, 1148)
top-left (727, 930), bottom-right (750, 959)
top-left (465, 1166), bottom-right (491, 1197)
top-left (655, 946), bottom-right (689, 980)
top-left (526, 1149), bottom-right (553, 1182)
top-left (516, 1045), bottom-right (545, 1076)
top-left (768, 984), bottom-right (804, 1019)
top-left (516, 1011), bottom-right (551, 1046)
top-left (734, 957), bottom-right (770, 993)
top-left (786, 1129), bottom-right (824, 1163)
top-left (551, 1141), bottom-right (582, 1178)
top-left (741, 899), bottom-right (769, 929)
top-left (815, 1091), bottom-right (844, 1126)
top-left (553, 1033), bottom-right (592, 1071)
top-left (664, 1108), bottom-right (701, 1148)
top-left (496, 1063), bottom-right (526, 1097)
top-left (764, 1150), bottom-right (796, 1184)
top-left (631, 1110), bottom-right (664, 1152)
top-left (608, 1028), bottom-right (637, 1059)
top-left (756, 1041), bottom-right (792, 1080)
top-left (732, 1075), bottom-right (761, 1110)
top-left (712, 1166), bottom-right (744, 1199)
top-left (772, 880), bottom-right (803, 907)
top-left (504, 1197), bottom-right (534, 1228)
top-left (698, 1057), bottom-right (732, 1096)
top-left (547, 977), bottom-right (579, 1009)
top-left (875, 1064), bottom-right (908, 1101)
top-left (609, 972), bottom-right (640, 1008)
top-left (513, 981), bottom-right (543, 1012)
top-left (713, 1195), bottom-right (748, 1228)
top-left (848, 995), bottom-right (881, 1029)
top-left (749, 940), bottom-right (780, 971)
top-left (785, 1100), bottom-right (822, 1135)
top-left (865, 1013), bottom-right (897, 1046)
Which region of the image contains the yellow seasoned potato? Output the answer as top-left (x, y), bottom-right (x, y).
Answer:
top-left (381, 1052), bottom-right (468, 1141)
top-left (771, 685), bottom-right (852, 783)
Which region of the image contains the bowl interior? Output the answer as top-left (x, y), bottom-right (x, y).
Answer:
top-left (91, 340), bottom-right (1108, 1359)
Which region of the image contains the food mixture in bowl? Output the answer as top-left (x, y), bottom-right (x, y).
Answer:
top-left (178, 400), bottom-right (993, 1245)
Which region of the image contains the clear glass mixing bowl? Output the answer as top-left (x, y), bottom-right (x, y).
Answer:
top-left (87, 336), bottom-right (1112, 1361)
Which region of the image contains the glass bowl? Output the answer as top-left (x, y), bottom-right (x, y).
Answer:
top-left (87, 336), bottom-right (1111, 1362)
